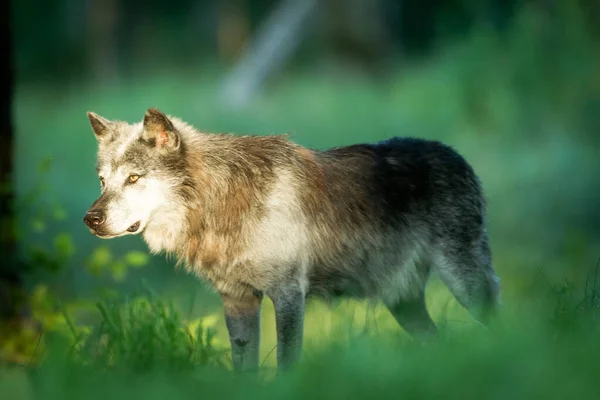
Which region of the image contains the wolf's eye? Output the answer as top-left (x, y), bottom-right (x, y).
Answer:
top-left (100, 177), bottom-right (105, 187)
top-left (128, 174), bottom-right (140, 184)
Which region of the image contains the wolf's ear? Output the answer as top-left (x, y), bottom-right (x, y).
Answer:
top-left (87, 112), bottom-right (113, 141)
top-left (142, 108), bottom-right (180, 151)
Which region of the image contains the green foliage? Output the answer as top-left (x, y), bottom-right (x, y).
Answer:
top-left (9, 278), bottom-right (600, 400)
top-left (547, 259), bottom-right (600, 334)
top-left (124, 251), bottom-right (150, 268)
top-left (2, 157), bottom-right (155, 364)
top-left (86, 247), bottom-right (149, 282)
top-left (12, 158), bottom-right (74, 275)
top-left (75, 290), bottom-right (229, 373)
top-left (53, 233), bottom-right (75, 260)
top-left (3, 283), bottom-right (228, 371)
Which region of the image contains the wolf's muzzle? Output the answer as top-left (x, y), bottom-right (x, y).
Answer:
top-left (84, 209), bottom-right (106, 228)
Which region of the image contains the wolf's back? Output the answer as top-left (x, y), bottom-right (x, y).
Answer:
top-left (312, 136), bottom-right (485, 233)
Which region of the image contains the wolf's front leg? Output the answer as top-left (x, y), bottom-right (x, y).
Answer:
top-left (270, 284), bottom-right (306, 371)
top-left (221, 291), bottom-right (263, 373)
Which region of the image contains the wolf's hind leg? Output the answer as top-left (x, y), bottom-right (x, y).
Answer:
top-left (384, 293), bottom-right (438, 339)
top-left (435, 235), bottom-right (501, 326)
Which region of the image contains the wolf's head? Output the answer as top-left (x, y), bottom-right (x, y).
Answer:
top-left (83, 108), bottom-right (186, 239)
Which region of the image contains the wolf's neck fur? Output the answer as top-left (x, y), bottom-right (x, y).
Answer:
top-left (141, 118), bottom-right (303, 273)
top-left (142, 200), bottom-right (188, 256)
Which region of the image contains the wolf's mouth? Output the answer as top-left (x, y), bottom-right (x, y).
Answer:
top-left (90, 221), bottom-right (141, 238)
top-left (127, 221), bottom-right (141, 233)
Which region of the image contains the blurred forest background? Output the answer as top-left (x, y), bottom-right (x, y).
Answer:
top-left (2, 0), bottom-right (600, 397)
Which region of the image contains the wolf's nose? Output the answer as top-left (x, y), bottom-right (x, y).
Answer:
top-left (84, 210), bottom-right (106, 227)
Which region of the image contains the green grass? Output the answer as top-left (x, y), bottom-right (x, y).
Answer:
top-left (7, 6), bottom-right (600, 398)
top-left (5, 282), bottom-right (600, 399)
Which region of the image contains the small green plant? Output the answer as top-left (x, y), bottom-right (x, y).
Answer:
top-left (76, 288), bottom-right (229, 373)
top-left (535, 255), bottom-right (600, 340)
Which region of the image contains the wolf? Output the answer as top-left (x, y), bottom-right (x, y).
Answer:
top-left (83, 107), bottom-right (500, 372)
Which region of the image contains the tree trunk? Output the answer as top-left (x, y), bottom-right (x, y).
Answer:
top-left (219, 0), bottom-right (318, 108)
top-left (0, 0), bottom-right (22, 335)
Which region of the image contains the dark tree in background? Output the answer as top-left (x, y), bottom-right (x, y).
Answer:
top-left (0, 0), bottom-right (22, 343)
